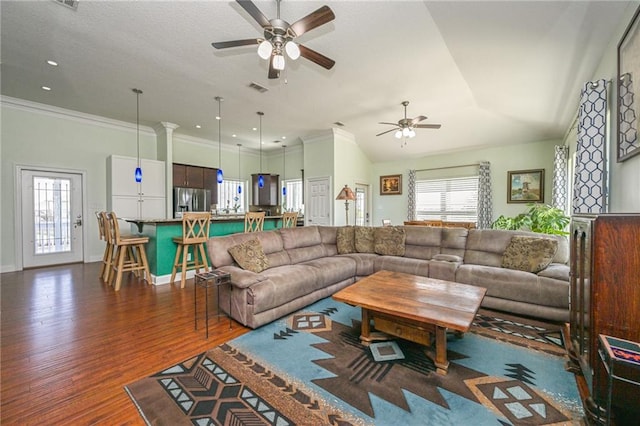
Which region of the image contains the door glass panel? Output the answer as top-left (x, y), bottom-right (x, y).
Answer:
top-left (355, 188), bottom-right (365, 226)
top-left (33, 176), bottom-right (72, 254)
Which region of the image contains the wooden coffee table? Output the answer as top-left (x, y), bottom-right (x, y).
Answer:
top-left (333, 270), bottom-right (486, 375)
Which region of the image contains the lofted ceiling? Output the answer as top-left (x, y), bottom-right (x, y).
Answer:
top-left (0, 1), bottom-right (634, 162)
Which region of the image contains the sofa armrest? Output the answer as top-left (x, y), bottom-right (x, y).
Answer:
top-left (536, 263), bottom-right (569, 281)
top-left (215, 265), bottom-right (268, 289)
top-left (432, 254), bottom-right (463, 263)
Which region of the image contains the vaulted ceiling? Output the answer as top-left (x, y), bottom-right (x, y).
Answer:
top-left (1, 1), bottom-right (634, 162)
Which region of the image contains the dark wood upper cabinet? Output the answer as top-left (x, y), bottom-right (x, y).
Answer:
top-left (203, 168), bottom-right (219, 201)
top-left (173, 163), bottom-right (204, 189)
top-left (252, 174), bottom-right (279, 206)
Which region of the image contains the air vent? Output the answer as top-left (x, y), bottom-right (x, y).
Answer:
top-left (333, 121), bottom-right (345, 127)
top-left (52, 0), bottom-right (79, 10)
top-left (248, 82), bottom-right (268, 93)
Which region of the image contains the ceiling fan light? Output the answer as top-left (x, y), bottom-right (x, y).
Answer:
top-left (402, 127), bottom-right (410, 137)
top-left (394, 130), bottom-right (402, 139)
top-left (257, 40), bottom-right (273, 59)
top-left (285, 41), bottom-right (300, 60)
top-left (273, 54), bottom-right (285, 70)
top-left (408, 129), bottom-right (416, 138)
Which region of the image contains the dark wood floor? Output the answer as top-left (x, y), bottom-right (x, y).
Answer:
top-left (0, 262), bottom-right (248, 425)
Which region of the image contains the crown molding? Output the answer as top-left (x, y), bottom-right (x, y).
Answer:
top-left (1, 95), bottom-right (156, 136)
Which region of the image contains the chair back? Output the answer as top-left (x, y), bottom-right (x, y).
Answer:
top-left (106, 211), bottom-right (123, 244)
top-left (244, 211), bottom-right (265, 233)
top-left (96, 211), bottom-right (107, 240)
top-left (282, 212), bottom-right (298, 228)
top-left (182, 212), bottom-right (211, 243)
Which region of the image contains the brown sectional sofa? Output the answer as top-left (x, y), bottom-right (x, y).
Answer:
top-left (207, 225), bottom-right (569, 329)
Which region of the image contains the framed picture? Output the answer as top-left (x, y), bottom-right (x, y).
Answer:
top-left (507, 169), bottom-right (544, 203)
top-left (380, 174), bottom-right (402, 195)
top-left (617, 6), bottom-right (640, 162)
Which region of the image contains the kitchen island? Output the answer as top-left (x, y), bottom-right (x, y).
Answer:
top-left (124, 215), bottom-right (284, 284)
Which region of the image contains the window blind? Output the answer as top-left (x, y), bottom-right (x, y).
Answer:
top-left (415, 175), bottom-right (479, 222)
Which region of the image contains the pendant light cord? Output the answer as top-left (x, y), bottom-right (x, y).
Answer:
top-left (135, 89), bottom-right (141, 168)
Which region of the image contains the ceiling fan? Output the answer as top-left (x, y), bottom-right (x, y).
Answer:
top-left (212, 0), bottom-right (335, 79)
top-left (377, 101), bottom-right (441, 145)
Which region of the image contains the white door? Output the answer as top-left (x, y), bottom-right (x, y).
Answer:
top-left (354, 183), bottom-right (370, 226)
top-left (21, 170), bottom-right (84, 268)
top-left (307, 177), bottom-right (331, 226)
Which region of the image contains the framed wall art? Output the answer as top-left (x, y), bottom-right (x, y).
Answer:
top-left (617, 6), bottom-right (640, 162)
top-left (380, 174), bottom-right (402, 195)
top-left (507, 169), bottom-right (544, 203)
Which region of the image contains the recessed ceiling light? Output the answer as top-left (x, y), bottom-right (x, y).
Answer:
top-left (282, 136), bottom-right (286, 140)
top-left (41, 86), bottom-right (51, 91)
top-left (232, 134), bottom-right (237, 138)
top-left (215, 116), bottom-right (221, 120)
top-left (46, 60), bottom-right (58, 67)
top-left (252, 127), bottom-right (257, 131)
top-left (195, 125), bottom-right (201, 129)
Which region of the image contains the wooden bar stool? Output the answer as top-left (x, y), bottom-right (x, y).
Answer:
top-left (106, 212), bottom-right (151, 291)
top-left (244, 211), bottom-right (265, 233)
top-left (170, 212), bottom-right (211, 289)
top-left (282, 211), bottom-right (298, 228)
top-left (96, 211), bottom-right (111, 280)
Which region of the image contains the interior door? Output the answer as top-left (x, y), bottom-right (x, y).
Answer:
top-left (21, 170), bottom-right (84, 268)
top-left (354, 183), bottom-right (369, 226)
top-left (306, 177), bottom-right (331, 226)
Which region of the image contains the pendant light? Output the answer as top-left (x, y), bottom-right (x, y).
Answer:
top-left (282, 145), bottom-right (287, 196)
top-left (133, 88), bottom-right (143, 183)
top-left (237, 143), bottom-right (242, 194)
top-left (257, 111), bottom-right (264, 188)
top-left (215, 96), bottom-right (224, 184)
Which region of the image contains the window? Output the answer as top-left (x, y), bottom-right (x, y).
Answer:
top-left (282, 179), bottom-right (303, 214)
top-left (415, 175), bottom-right (479, 222)
top-left (217, 179), bottom-right (246, 213)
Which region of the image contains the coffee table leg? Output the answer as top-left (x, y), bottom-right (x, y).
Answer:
top-left (433, 325), bottom-right (449, 375)
top-left (360, 308), bottom-right (371, 345)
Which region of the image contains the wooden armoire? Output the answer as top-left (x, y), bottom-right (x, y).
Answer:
top-left (568, 214), bottom-right (640, 424)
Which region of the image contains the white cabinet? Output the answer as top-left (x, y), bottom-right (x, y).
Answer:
top-left (107, 155), bottom-right (166, 218)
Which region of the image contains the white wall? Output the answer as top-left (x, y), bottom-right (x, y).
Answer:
top-left (371, 139), bottom-right (560, 226)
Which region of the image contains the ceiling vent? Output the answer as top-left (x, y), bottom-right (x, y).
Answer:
top-left (248, 82), bottom-right (268, 93)
top-left (333, 121), bottom-right (345, 127)
top-left (52, 0), bottom-right (79, 10)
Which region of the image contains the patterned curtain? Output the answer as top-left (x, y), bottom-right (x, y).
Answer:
top-left (573, 79), bottom-right (608, 214)
top-left (619, 72), bottom-right (638, 159)
top-left (552, 145), bottom-right (569, 212)
top-left (477, 162), bottom-right (492, 229)
top-left (407, 169), bottom-right (416, 221)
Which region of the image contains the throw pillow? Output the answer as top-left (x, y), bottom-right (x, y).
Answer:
top-left (336, 226), bottom-right (356, 254)
top-left (227, 239), bottom-right (269, 273)
top-left (374, 226), bottom-right (406, 256)
top-left (355, 226), bottom-right (375, 253)
top-left (502, 235), bottom-right (558, 273)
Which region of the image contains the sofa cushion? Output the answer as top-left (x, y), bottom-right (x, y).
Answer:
top-left (336, 226), bottom-right (356, 254)
top-left (502, 235), bottom-right (558, 273)
top-left (374, 255), bottom-right (429, 277)
top-left (374, 226), bottom-right (406, 256)
top-left (228, 239), bottom-right (269, 273)
top-left (355, 226), bottom-right (375, 253)
top-left (403, 226), bottom-right (442, 260)
top-left (280, 226), bottom-right (327, 264)
top-left (318, 226), bottom-right (339, 256)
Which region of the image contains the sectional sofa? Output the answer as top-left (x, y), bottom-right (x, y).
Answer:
top-left (207, 225), bottom-right (569, 329)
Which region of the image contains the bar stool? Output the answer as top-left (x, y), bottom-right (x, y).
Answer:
top-left (282, 211), bottom-right (298, 228)
top-left (96, 211), bottom-right (110, 280)
top-left (244, 211), bottom-right (265, 233)
top-left (170, 212), bottom-right (211, 289)
top-left (106, 211), bottom-right (151, 291)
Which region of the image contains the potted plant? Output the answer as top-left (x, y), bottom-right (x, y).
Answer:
top-left (492, 203), bottom-right (570, 235)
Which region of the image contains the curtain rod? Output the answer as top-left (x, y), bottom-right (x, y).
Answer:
top-left (415, 163), bottom-right (480, 173)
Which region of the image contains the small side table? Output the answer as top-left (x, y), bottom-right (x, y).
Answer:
top-left (597, 334), bottom-right (640, 425)
top-left (194, 270), bottom-right (232, 338)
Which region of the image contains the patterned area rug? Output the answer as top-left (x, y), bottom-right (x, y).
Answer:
top-left (125, 299), bottom-right (582, 425)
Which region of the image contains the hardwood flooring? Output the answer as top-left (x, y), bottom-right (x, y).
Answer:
top-left (0, 262), bottom-right (249, 425)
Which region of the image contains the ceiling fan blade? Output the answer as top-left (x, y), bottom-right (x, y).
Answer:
top-left (290, 5), bottom-right (335, 36)
top-left (379, 122), bottom-right (400, 126)
top-left (414, 124), bottom-right (442, 129)
top-left (236, 0), bottom-right (270, 28)
top-left (410, 115), bottom-right (427, 125)
top-left (376, 128), bottom-right (398, 137)
top-left (212, 38), bottom-right (260, 49)
top-left (298, 44), bottom-right (335, 70)
top-left (268, 56), bottom-right (280, 79)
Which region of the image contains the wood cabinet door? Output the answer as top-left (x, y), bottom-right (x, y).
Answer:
top-left (173, 164), bottom-right (187, 187)
top-left (203, 168), bottom-right (218, 201)
top-left (185, 166), bottom-right (203, 188)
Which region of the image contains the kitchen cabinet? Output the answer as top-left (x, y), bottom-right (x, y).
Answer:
top-left (568, 214), bottom-right (640, 423)
top-left (173, 163), bottom-right (204, 188)
top-left (252, 174), bottom-right (279, 206)
top-left (107, 155), bottom-right (166, 218)
top-left (203, 167), bottom-right (219, 202)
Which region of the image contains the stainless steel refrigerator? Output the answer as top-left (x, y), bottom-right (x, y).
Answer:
top-left (174, 187), bottom-right (212, 218)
